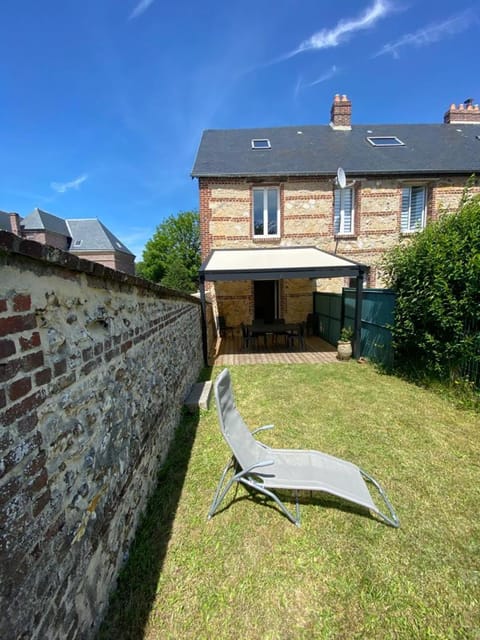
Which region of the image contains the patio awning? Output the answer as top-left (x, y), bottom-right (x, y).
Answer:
top-left (200, 246), bottom-right (367, 281)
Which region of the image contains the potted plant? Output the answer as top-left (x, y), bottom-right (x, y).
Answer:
top-left (337, 326), bottom-right (354, 360)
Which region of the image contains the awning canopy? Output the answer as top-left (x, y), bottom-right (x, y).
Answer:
top-left (200, 246), bottom-right (367, 282)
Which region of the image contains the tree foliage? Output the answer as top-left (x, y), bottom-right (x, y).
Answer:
top-left (382, 190), bottom-right (480, 380)
top-left (136, 210), bottom-right (200, 293)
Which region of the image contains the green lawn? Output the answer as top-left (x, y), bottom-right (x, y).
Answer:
top-left (98, 362), bottom-right (480, 640)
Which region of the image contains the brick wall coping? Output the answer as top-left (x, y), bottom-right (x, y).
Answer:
top-left (0, 230), bottom-right (200, 306)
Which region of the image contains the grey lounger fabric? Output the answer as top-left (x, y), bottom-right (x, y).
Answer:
top-left (208, 368), bottom-right (399, 527)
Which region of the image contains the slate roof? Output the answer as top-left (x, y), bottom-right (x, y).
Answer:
top-left (22, 208), bottom-right (71, 236)
top-left (191, 123), bottom-right (480, 178)
top-left (66, 219), bottom-right (134, 255)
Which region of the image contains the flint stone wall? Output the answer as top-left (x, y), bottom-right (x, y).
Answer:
top-left (0, 231), bottom-right (203, 639)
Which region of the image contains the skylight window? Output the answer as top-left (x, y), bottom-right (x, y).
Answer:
top-left (251, 138), bottom-right (271, 149)
top-left (367, 136), bottom-right (404, 147)
top-left (73, 239), bottom-right (82, 247)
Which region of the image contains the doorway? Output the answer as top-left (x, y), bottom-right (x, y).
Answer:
top-left (254, 280), bottom-right (279, 321)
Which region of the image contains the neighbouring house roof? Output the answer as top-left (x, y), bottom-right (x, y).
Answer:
top-left (191, 124), bottom-right (480, 178)
top-left (0, 211), bottom-right (13, 232)
top-left (66, 219), bottom-right (134, 255)
top-left (22, 208), bottom-right (71, 236)
top-left (200, 247), bottom-right (366, 281)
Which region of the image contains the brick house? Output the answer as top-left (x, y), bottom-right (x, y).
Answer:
top-left (191, 94), bottom-right (480, 336)
top-left (0, 207), bottom-right (135, 275)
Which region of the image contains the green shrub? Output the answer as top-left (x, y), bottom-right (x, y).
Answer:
top-left (382, 186), bottom-right (480, 382)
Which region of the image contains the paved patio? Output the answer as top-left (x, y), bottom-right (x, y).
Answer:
top-left (212, 334), bottom-right (339, 365)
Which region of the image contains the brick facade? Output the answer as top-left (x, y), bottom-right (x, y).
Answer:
top-left (200, 175), bottom-right (479, 328)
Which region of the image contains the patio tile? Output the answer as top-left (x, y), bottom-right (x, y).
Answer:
top-left (212, 335), bottom-right (339, 366)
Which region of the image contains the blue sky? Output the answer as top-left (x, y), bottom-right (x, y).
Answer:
top-left (1, 0), bottom-right (478, 260)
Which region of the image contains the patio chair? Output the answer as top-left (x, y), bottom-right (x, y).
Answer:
top-left (208, 369), bottom-right (399, 528)
top-left (218, 315), bottom-right (233, 338)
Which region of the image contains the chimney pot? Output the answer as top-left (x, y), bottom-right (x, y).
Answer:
top-left (330, 93), bottom-right (352, 130)
top-left (444, 99), bottom-right (480, 124)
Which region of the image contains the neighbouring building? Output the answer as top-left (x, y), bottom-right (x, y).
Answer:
top-left (191, 94), bottom-right (480, 330)
top-left (0, 207), bottom-right (135, 275)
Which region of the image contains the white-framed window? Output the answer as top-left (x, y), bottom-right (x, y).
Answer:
top-left (252, 187), bottom-right (279, 237)
top-left (334, 188), bottom-right (354, 235)
top-left (401, 186), bottom-right (426, 232)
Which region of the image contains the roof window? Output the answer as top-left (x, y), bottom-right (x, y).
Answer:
top-left (367, 136), bottom-right (404, 146)
top-left (73, 239), bottom-right (82, 247)
top-left (251, 138), bottom-right (271, 149)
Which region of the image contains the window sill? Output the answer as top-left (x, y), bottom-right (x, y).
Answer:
top-left (252, 236), bottom-right (281, 243)
top-left (334, 234), bottom-right (357, 240)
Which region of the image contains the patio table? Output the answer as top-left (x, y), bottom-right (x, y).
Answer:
top-left (249, 321), bottom-right (300, 348)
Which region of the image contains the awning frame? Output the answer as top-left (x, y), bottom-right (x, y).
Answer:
top-left (199, 247), bottom-right (367, 363)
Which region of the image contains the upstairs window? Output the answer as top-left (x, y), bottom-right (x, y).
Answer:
top-left (253, 187), bottom-right (279, 237)
top-left (401, 186), bottom-right (426, 232)
top-left (334, 188), bottom-right (354, 235)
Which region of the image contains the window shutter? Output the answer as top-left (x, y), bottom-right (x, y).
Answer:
top-left (401, 188), bottom-right (410, 231)
top-left (343, 189), bottom-right (353, 233)
top-left (334, 190), bottom-right (341, 234)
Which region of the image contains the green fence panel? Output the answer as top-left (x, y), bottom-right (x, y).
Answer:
top-left (314, 289), bottom-right (396, 367)
top-left (343, 288), bottom-right (395, 368)
top-left (313, 292), bottom-right (342, 345)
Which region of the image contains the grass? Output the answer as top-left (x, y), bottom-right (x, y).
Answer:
top-left (98, 362), bottom-right (480, 640)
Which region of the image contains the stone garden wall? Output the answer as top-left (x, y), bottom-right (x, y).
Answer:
top-left (0, 231), bottom-right (204, 639)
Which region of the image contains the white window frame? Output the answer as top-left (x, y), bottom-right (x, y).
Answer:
top-left (401, 186), bottom-right (426, 233)
top-left (252, 187), bottom-right (280, 238)
top-left (334, 188), bottom-right (355, 235)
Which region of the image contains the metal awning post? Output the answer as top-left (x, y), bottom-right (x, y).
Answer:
top-left (354, 273), bottom-right (364, 359)
top-left (199, 275), bottom-right (208, 365)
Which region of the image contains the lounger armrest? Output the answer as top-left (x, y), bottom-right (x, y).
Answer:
top-left (243, 459), bottom-right (274, 474)
top-left (252, 424), bottom-right (274, 435)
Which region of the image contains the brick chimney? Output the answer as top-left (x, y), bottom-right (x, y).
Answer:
top-left (9, 213), bottom-right (22, 236)
top-left (444, 99), bottom-right (480, 124)
top-left (330, 94), bottom-right (352, 130)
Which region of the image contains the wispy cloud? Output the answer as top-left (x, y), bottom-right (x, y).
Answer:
top-left (375, 10), bottom-right (476, 58)
top-left (50, 174), bottom-right (88, 194)
top-left (295, 65), bottom-right (339, 99)
top-left (278, 0), bottom-right (393, 63)
top-left (129, 0), bottom-right (155, 20)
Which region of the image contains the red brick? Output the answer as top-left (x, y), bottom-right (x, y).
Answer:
top-left (121, 340), bottom-right (132, 353)
top-left (1, 390), bottom-right (46, 426)
top-left (9, 376), bottom-right (33, 402)
top-left (24, 450), bottom-right (47, 477)
top-left (33, 489), bottom-right (50, 517)
top-left (19, 332), bottom-right (41, 351)
top-left (13, 294), bottom-right (31, 312)
top-left (21, 350), bottom-right (44, 372)
top-left (0, 388), bottom-right (5, 409)
top-left (35, 367), bottom-right (52, 386)
top-left (0, 338), bottom-right (16, 358)
top-left (82, 347), bottom-right (93, 362)
top-left (0, 299), bottom-right (7, 313)
top-left (26, 468), bottom-right (48, 496)
top-left (53, 359), bottom-right (67, 377)
top-left (0, 358), bottom-right (21, 383)
top-left (0, 313), bottom-right (36, 337)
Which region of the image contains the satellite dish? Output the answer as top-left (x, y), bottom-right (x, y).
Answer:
top-left (336, 167), bottom-right (347, 189)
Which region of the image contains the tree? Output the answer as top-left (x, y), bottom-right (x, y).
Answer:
top-left (136, 210), bottom-right (200, 293)
top-left (382, 190), bottom-right (480, 380)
